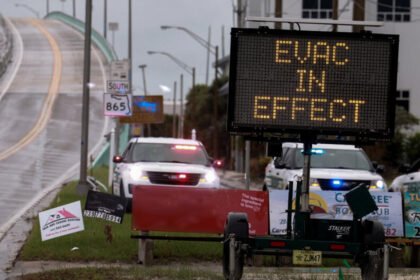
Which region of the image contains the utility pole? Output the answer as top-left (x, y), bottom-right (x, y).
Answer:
top-left (234, 0), bottom-right (245, 173)
top-left (353, 0), bottom-right (365, 33)
top-left (274, 0), bottom-right (282, 29)
top-left (213, 46), bottom-right (219, 157)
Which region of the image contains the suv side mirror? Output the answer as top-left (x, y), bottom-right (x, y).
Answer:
top-left (113, 155), bottom-right (124, 163)
top-left (212, 159), bottom-right (224, 169)
top-left (376, 164), bottom-right (385, 174)
top-left (273, 158), bottom-right (286, 169)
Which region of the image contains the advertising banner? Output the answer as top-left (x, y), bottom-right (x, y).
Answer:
top-left (39, 201), bottom-right (84, 241)
top-left (83, 190), bottom-right (127, 224)
top-left (403, 182), bottom-right (420, 238)
top-left (269, 190), bottom-right (404, 237)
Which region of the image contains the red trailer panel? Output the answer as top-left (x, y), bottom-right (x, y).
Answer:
top-left (132, 186), bottom-right (269, 236)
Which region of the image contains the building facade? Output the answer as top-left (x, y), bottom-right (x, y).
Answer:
top-left (244, 0), bottom-right (420, 120)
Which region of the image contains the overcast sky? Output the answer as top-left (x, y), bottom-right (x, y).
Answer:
top-left (1, 0), bottom-right (234, 99)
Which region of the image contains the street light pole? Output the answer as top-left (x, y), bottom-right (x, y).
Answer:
top-left (139, 64), bottom-right (147, 95)
top-left (139, 64), bottom-right (149, 137)
top-left (78, 0), bottom-right (93, 194)
top-left (147, 50), bottom-right (195, 89)
top-left (15, 4), bottom-right (40, 18)
top-left (46, 0), bottom-right (50, 15)
top-left (160, 25), bottom-right (219, 155)
top-left (104, 0), bottom-right (107, 39)
top-left (179, 74), bottom-right (184, 138)
top-left (73, 0), bottom-right (76, 17)
top-left (173, 81), bottom-right (177, 138)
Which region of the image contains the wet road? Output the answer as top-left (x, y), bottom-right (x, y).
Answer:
top-left (0, 17), bottom-right (108, 237)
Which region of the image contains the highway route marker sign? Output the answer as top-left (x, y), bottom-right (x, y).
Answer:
top-left (103, 93), bottom-right (133, 116)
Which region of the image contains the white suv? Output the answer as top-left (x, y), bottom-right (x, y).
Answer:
top-left (264, 142), bottom-right (387, 192)
top-left (112, 137), bottom-right (220, 210)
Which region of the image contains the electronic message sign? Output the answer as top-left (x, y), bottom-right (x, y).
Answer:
top-left (228, 28), bottom-right (399, 139)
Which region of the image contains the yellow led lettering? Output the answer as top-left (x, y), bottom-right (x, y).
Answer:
top-left (296, 69), bottom-right (306, 92)
top-left (253, 96), bottom-right (271, 119)
top-left (313, 42), bottom-right (330, 65)
top-left (294, 41), bottom-right (311, 64)
top-left (310, 98), bottom-right (327, 121)
top-left (275, 40), bottom-right (292, 63)
top-left (308, 70), bottom-right (326, 93)
top-left (332, 42), bottom-right (349, 66)
top-left (349, 100), bottom-right (366, 123)
top-left (329, 99), bottom-right (346, 122)
top-left (272, 97), bottom-right (289, 119)
top-left (291, 98), bottom-right (308, 120)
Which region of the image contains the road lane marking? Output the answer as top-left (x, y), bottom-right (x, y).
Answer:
top-left (0, 19), bottom-right (62, 160)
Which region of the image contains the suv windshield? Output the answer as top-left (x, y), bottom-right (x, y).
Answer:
top-left (294, 148), bottom-right (372, 171)
top-left (130, 143), bottom-right (209, 166)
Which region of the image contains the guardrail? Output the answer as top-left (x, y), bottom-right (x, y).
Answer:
top-left (45, 11), bottom-right (117, 63)
top-left (44, 11), bottom-right (128, 168)
top-left (0, 14), bottom-right (13, 80)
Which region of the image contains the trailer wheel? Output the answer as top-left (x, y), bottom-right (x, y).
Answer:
top-left (360, 220), bottom-right (385, 280)
top-left (360, 248), bottom-right (384, 280)
top-left (363, 220), bottom-right (385, 250)
top-left (223, 212), bottom-right (249, 280)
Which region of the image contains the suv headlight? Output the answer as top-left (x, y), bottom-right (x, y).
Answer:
top-left (370, 180), bottom-right (385, 190)
top-left (128, 167), bottom-right (147, 181)
top-left (309, 178), bottom-right (320, 188)
top-left (201, 169), bottom-right (218, 184)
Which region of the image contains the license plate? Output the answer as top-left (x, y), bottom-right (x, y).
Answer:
top-left (292, 250), bottom-right (322, 265)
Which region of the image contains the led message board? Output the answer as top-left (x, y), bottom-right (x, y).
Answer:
top-left (228, 28), bottom-right (399, 139)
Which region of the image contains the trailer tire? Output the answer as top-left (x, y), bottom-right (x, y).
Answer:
top-left (360, 220), bottom-right (385, 280)
top-left (223, 212), bottom-right (249, 280)
top-left (363, 220), bottom-right (385, 250)
top-left (360, 248), bottom-right (384, 280)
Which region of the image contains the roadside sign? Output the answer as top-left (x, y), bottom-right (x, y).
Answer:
top-left (228, 28), bottom-right (399, 140)
top-left (110, 59), bottom-right (129, 80)
top-left (39, 201), bottom-right (84, 241)
top-left (107, 80), bottom-right (130, 94)
top-left (403, 182), bottom-right (420, 238)
top-left (103, 93), bottom-right (133, 116)
top-left (119, 95), bottom-right (164, 124)
top-left (83, 190), bottom-right (126, 224)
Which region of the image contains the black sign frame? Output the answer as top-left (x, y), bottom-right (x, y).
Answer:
top-left (228, 28), bottom-right (399, 141)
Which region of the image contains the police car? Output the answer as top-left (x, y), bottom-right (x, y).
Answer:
top-left (264, 142), bottom-right (387, 192)
top-left (112, 137), bottom-right (220, 210)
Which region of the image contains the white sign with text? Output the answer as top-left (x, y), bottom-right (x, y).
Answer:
top-left (39, 201), bottom-right (85, 241)
top-left (269, 190), bottom-right (404, 237)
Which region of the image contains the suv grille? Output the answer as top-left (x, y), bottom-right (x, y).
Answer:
top-left (147, 171), bottom-right (201, 186)
top-left (317, 179), bottom-right (370, 191)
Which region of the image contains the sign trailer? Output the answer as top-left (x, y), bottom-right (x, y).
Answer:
top-left (224, 28), bottom-right (399, 280)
